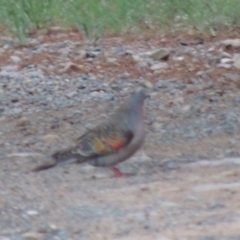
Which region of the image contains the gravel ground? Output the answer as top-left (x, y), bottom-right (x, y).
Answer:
top-left (1, 31), bottom-right (240, 239)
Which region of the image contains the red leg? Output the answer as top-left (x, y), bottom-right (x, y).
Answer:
top-left (111, 167), bottom-right (124, 178)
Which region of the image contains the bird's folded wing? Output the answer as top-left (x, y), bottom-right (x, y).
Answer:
top-left (75, 129), bottom-right (133, 157)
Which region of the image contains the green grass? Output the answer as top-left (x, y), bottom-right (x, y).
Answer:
top-left (0, 0), bottom-right (239, 41)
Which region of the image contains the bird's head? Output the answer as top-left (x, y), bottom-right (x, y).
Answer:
top-left (132, 87), bottom-right (150, 104)
top-left (129, 87), bottom-right (150, 115)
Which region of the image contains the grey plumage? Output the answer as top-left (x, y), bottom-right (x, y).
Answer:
top-left (33, 88), bottom-right (147, 176)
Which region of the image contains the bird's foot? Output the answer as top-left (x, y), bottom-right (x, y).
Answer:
top-left (110, 167), bottom-right (132, 178)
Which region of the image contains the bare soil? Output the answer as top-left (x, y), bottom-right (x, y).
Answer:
top-left (1, 30), bottom-right (240, 240)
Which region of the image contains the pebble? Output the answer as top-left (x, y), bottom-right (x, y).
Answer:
top-left (222, 38), bottom-right (240, 49)
top-left (220, 58), bottom-right (232, 64)
top-left (16, 117), bottom-right (30, 127)
top-left (12, 107), bottom-right (23, 115)
top-left (22, 232), bottom-right (41, 240)
top-left (148, 48), bottom-right (171, 61)
top-left (141, 80), bottom-right (153, 89)
top-left (217, 63), bottom-right (232, 69)
top-left (233, 53), bottom-right (240, 69)
top-left (26, 210), bottom-right (39, 216)
top-left (150, 62), bottom-right (168, 70)
top-left (10, 55), bottom-right (21, 63)
top-left (41, 134), bottom-right (60, 143)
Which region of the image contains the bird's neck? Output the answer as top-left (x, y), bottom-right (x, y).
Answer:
top-left (128, 100), bottom-right (144, 127)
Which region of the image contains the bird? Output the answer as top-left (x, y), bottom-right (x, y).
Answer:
top-left (33, 88), bottom-right (148, 177)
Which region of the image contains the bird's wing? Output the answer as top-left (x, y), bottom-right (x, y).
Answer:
top-left (75, 126), bottom-right (133, 157)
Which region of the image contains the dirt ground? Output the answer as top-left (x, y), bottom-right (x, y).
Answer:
top-left (1, 29), bottom-right (240, 240)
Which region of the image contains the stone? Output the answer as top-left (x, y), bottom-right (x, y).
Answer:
top-left (16, 117), bottom-right (30, 127)
top-left (10, 55), bottom-right (21, 63)
top-left (217, 63), bottom-right (232, 69)
top-left (233, 53), bottom-right (240, 69)
top-left (12, 107), bottom-right (23, 115)
top-left (207, 57), bottom-right (221, 65)
top-left (222, 39), bottom-right (240, 49)
top-left (26, 210), bottom-right (39, 216)
top-left (22, 232), bottom-right (41, 240)
top-left (182, 105), bottom-right (191, 112)
top-left (66, 91), bottom-right (77, 98)
top-left (149, 48), bottom-right (171, 61)
top-left (41, 134), bottom-right (60, 143)
top-left (62, 62), bottom-right (83, 73)
top-left (150, 62), bottom-right (168, 70)
top-left (141, 80), bottom-right (153, 89)
top-left (220, 58), bottom-right (232, 64)
top-left (223, 73), bottom-right (240, 82)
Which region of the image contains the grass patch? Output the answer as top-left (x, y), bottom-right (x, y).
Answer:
top-left (0, 0), bottom-right (239, 41)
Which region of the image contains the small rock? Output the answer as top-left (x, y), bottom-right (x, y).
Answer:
top-left (104, 93), bottom-right (114, 100)
top-left (76, 81), bottom-right (87, 89)
top-left (41, 134), bottom-right (60, 143)
top-left (155, 80), bottom-right (168, 89)
top-left (233, 53), bottom-right (240, 69)
top-left (66, 91), bottom-right (77, 98)
top-left (220, 58), bottom-right (232, 64)
top-left (217, 63), bottom-right (232, 69)
top-left (141, 80), bottom-right (153, 89)
top-left (222, 39), bottom-right (240, 49)
top-left (220, 51), bottom-right (231, 58)
top-left (38, 223), bottom-right (58, 234)
top-left (28, 70), bottom-right (43, 78)
top-left (12, 107), bottom-right (23, 115)
top-left (26, 210), bottom-right (39, 216)
top-left (89, 74), bottom-right (97, 80)
top-left (10, 233), bottom-right (23, 240)
top-left (207, 57), bottom-right (221, 65)
top-left (223, 73), bottom-right (240, 82)
top-left (150, 62), bottom-right (168, 70)
top-left (182, 105), bottom-right (191, 112)
top-left (6, 152), bottom-right (42, 158)
top-left (163, 161), bottom-right (177, 170)
top-left (85, 47), bottom-right (101, 58)
top-left (1, 237), bottom-right (11, 240)
top-left (180, 38), bottom-right (204, 46)
top-left (62, 62), bottom-right (83, 73)
top-left (90, 91), bottom-right (100, 98)
top-left (131, 54), bottom-right (142, 63)
top-left (106, 57), bottom-right (117, 63)
top-left (120, 72), bottom-right (130, 79)
top-left (193, 182), bottom-right (240, 191)
top-left (16, 117), bottom-right (30, 127)
top-left (79, 165), bottom-right (107, 179)
top-left (151, 122), bottom-right (163, 131)
top-left (10, 55), bottom-right (21, 63)
top-left (196, 71), bottom-right (212, 81)
top-left (22, 232), bottom-right (41, 240)
top-left (172, 97), bottom-right (184, 105)
top-left (160, 200), bottom-right (179, 207)
top-left (173, 56), bottom-right (184, 61)
top-left (53, 230), bottom-right (68, 240)
top-left (149, 48), bottom-right (171, 61)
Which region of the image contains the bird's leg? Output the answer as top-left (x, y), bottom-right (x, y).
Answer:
top-left (111, 167), bottom-right (124, 178)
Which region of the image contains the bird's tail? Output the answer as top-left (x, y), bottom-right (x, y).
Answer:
top-left (32, 162), bottom-right (56, 172)
top-left (32, 148), bottom-right (86, 172)
top-left (52, 149), bottom-right (79, 163)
